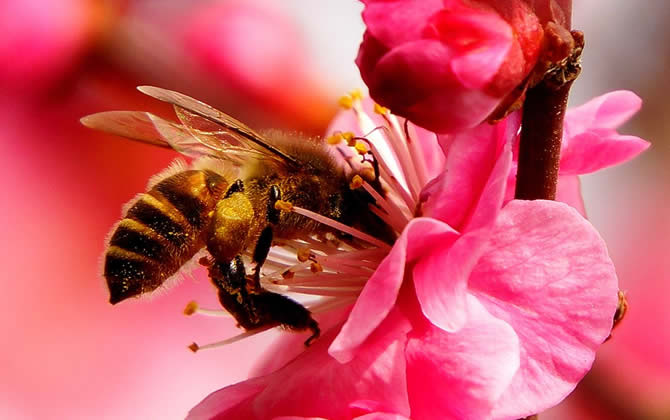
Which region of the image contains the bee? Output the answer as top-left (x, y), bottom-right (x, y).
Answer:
top-left (82, 86), bottom-right (390, 346)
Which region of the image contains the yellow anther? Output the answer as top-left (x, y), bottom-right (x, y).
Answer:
top-left (326, 133), bottom-right (343, 145)
top-left (341, 131), bottom-right (355, 141)
top-left (188, 342), bottom-right (200, 353)
top-left (350, 88), bottom-right (363, 100)
top-left (310, 262), bottom-right (323, 273)
top-left (374, 103), bottom-right (389, 115)
top-left (349, 174), bottom-right (364, 190)
top-left (274, 200), bottom-right (294, 212)
top-left (354, 141), bottom-right (368, 155)
top-left (297, 247), bottom-right (312, 262)
top-left (338, 95), bottom-right (354, 109)
top-left (347, 137), bottom-right (357, 147)
top-left (183, 301), bottom-right (199, 316)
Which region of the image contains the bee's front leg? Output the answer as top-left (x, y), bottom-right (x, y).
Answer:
top-left (249, 184), bottom-right (281, 288)
top-left (209, 256), bottom-right (260, 328)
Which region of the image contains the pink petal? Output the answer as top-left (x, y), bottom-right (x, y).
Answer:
top-left (191, 312), bottom-right (411, 419)
top-left (469, 200), bottom-right (619, 418)
top-left (556, 175), bottom-right (586, 217)
top-left (353, 413), bottom-right (410, 420)
top-left (559, 130), bottom-right (650, 175)
top-left (256, 312), bottom-right (411, 418)
top-left (414, 140), bottom-right (510, 332)
top-left (403, 85), bottom-right (500, 133)
top-left (360, 0), bottom-right (443, 48)
top-left (367, 39), bottom-right (456, 109)
top-left (413, 230), bottom-right (481, 333)
top-left (424, 116), bottom-right (512, 231)
top-left (330, 218), bottom-right (459, 363)
top-left (251, 307), bottom-right (353, 377)
top-left (188, 377), bottom-right (266, 420)
top-left (413, 125), bottom-right (446, 181)
top-left (427, 7), bottom-right (513, 89)
top-left (405, 295), bottom-right (520, 419)
top-left (564, 90), bottom-right (642, 136)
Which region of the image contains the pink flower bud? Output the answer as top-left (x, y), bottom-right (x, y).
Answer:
top-left (356, 0), bottom-right (543, 133)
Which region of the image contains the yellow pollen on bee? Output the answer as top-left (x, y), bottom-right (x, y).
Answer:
top-left (274, 200), bottom-right (294, 212)
top-left (354, 141), bottom-right (368, 155)
top-left (349, 174), bottom-right (364, 190)
top-left (373, 103), bottom-right (389, 115)
top-left (297, 247), bottom-right (312, 262)
top-left (326, 133), bottom-right (343, 145)
top-left (310, 262), bottom-right (323, 273)
top-left (184, 301), bottom-right (199, 316)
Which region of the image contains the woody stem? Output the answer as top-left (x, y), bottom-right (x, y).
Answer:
top-left (513, 80), bottom-right (572, 200)
top-left (514, 28), bottom-right (583, 200)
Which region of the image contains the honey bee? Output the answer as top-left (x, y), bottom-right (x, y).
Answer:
top-left (82, 86), bottom-right (391, 346)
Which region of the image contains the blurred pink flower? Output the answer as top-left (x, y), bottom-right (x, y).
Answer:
top-left (182, 1), bottom-right (335, 131)
top-left (502, 91), bottom-right (650, 215)
top-left (189, 95), bottom-right (620, 419)
top-left (0, 0), bottom-right (94, 95)
top-left (356, 0), bottom-right (544, 133)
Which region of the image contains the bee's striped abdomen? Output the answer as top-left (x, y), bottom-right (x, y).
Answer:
top-left (104, 169), bottom-right (227, 304)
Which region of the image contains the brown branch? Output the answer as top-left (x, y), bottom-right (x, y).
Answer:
top-left (514, 31), bottom-right (583, 200)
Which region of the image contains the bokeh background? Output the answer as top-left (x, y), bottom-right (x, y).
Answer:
top-left (1, 1), bottom-right (667, 419)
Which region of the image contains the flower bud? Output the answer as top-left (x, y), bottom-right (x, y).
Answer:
top-left (356, 0), bottom-right (544, 133)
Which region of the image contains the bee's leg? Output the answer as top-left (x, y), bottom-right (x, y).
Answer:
top-left (209, 257), bottom-right (320, 345)
top-left (225, 179), bottom-right (244, 197)
top-left (254, 291), bottom-right (321, 346)
top-left (250, 185), bottom-right (281, 287)
top-left (208, 256), bottom-right (261, 328)
top-left (250, 226), bottom-right (272, 290)
top-left (266, 184), bottom-right (281, 224)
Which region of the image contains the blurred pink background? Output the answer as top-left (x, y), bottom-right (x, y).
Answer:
top-left (1, 1), bottom-right (667, 419)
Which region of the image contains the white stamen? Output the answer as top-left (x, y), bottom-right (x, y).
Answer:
top-left (290, 205), bottom-right (391, 250)
top-left (360, 180), bottom-right (410, 232)
top-left (190, 324), bottom-right (278, 352)
top-left (380, 112), bottom-right (423, 201)
top-left (403, 120), bottom-right (431, 188)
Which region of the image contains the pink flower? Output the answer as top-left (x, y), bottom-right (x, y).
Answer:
top-left (189, 93), bottom-right (627, 419)
top-left (502, 91), bottom-right (650, 215)
top-left (356, 0), bottom-right (544, 133)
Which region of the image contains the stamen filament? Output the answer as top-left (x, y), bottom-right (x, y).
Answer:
top-left (381, 112), bottom-right (423, 201)
top-left (360, 180), bottom-right (410, 231)
top-left (184, 301), bottom-right (233, 318)
top-left (403, 120), bottom-right (431, 188)
top-left (189, 324), bottom-right (278, 352)
top-left (289, 205), bottom-right (392, 250)
top-left (307, 296), bottom-right (356, 314)
top-left (365, 140), bottom-right (416, 210)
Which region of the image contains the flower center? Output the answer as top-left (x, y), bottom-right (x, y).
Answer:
top-left (186, 91), bottom-right (434, 351)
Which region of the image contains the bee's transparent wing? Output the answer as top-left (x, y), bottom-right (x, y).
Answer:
top-left (80, 111), bottom-right (266, 165)
top-left (137, 86), bottom-right (299, 169)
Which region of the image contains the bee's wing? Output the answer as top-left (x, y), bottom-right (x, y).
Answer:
top-left (80, 111), bottom-right (267, 165)
top-left (137, 86), bottom-right (299, 169)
